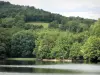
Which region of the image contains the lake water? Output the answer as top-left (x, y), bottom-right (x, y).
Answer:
top-left (0, 60), bottom-right (100, 75)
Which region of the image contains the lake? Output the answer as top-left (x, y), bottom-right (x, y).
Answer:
top-left (0, 60), bottom-right (100, 75)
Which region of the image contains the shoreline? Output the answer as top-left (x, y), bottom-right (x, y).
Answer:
top-left (6, 58), bottom-right (72, 62)
top-left (42, 59), bottom-right (72, 62)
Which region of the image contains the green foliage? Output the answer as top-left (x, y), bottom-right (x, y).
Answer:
top-left (0, 1), bottom-right (95, 24)
top-left (0, 27), bottom-right (23, 57)
top-left (81, 36), bottom-right (100, 61)
top-left (90, 19), bottom-right (100, 37)
top-left (23, 24), bottom-right (43, 30)
top-left (48, 20), bottom-right (59, 28)
top-left (11, 30), bottom-right (35, 57)
top-left (0, 18), bottom-right (15, 28)
top-left (55, 33), bottom-right (74, 59)
top-left (0, 41), bottom-right (6, 59)
top-left (0, 16), bottom-right (25, 28)
top-left (67, 21), bottom-right (80, 32)
top-left (34, 30), bottom-right (75, 59)
top-left (60, 21), bottom-right (90, 33)
top-left (26, 22), bottom-right (49, 28)
top-left (0, 1), bottom-right (10, 5)
top-left (14, 14), bottom-right (25, 27)
top-left (69, 42), bottom-right (82, 59)
top-left (33, 30), bottom-right (59, 59)
top-left (59, 24), bottom-right (67, 31)
top-left (0, 1), bottom-right (99, 62)
top-left (73, 31), bottom-right (89, 43)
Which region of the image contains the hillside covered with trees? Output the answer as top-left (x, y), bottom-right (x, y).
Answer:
top-left (0, 1), bottom-right (100, 62)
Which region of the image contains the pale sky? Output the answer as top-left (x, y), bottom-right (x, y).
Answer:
top-left (1, 0), bottom-right (100, 20)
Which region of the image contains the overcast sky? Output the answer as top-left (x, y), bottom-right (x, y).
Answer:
top-left (1, 0), bottom-right (100, 20)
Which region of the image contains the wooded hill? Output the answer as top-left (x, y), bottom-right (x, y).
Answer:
top-left (0, 1), bottom-right (100, 62)
top-left (0, 1), bottom-right (95, 23)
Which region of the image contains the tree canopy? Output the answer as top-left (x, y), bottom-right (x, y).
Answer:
top-left (11, 31), bottom-right (35, 57)
top-left (0, 1), bottom-right (99, 62)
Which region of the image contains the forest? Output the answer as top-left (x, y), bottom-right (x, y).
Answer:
top-left (0, 1), bottom-right (100, 62)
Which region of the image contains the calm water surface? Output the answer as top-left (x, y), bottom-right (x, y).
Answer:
top-left (0, 60), bottom-right (100, 75)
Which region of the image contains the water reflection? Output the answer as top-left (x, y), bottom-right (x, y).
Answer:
top-left (0, 60), bottom-right (100, 75)
top-left (0, 72), bottom-right (100, 75)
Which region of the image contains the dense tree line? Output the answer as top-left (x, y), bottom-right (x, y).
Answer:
top-left (0, 1), bottom-right (100, 62)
